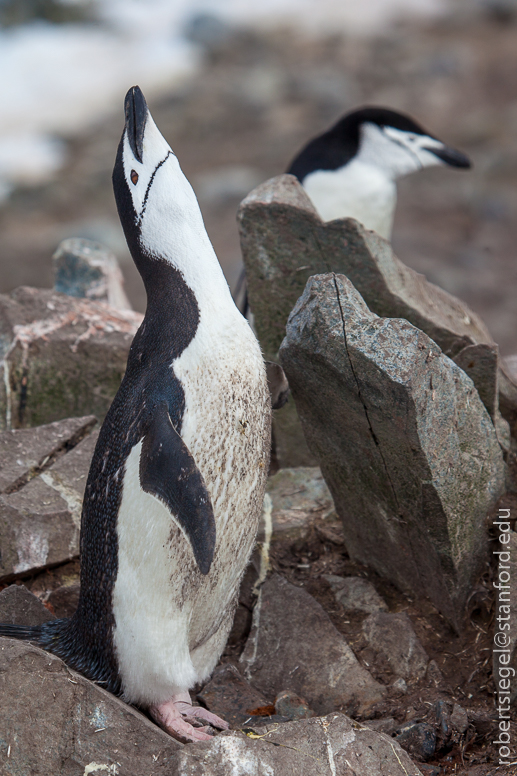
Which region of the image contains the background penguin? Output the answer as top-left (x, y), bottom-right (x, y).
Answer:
top-left (0, 86), bottom-right (272, 743)
top-left (287, 105), bottom-right (471, 240)
top-left (236, 105), bottom-right (471, 315)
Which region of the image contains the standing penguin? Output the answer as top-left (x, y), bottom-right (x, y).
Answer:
top-left (0, 86), bottom-right (271, 743)
top-left (287, 106), bottom-right (471, 240)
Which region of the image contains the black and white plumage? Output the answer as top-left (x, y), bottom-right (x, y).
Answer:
top-left (287, 106), bottom-right (471, 240)
top-left (0, 86), bottom-right (271, 741)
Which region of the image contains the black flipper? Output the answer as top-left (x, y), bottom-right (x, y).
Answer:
top-left (139, 401), bottom-right (216, 575)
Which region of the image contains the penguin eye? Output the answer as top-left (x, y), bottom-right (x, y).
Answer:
top-left (130, 170), bottom-right (139, 185)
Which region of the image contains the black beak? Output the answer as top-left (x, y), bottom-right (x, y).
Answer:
top-left (124, 85), bottom-right (148, 164)
top-left (424, 144), bottom-right (471, 169)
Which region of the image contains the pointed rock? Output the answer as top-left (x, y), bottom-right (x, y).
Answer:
top-left (279, 273), bottom-right (505, 628)
top-left (238, 174), bottom-right (516, 462)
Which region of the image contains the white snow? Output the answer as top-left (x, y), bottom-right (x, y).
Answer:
top-left (0, 0), bottom-right (447, 197)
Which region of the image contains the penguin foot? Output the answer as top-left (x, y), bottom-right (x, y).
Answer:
top-left (150, 692), bottom-right (229, 743)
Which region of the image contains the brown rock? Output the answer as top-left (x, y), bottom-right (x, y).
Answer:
top-left (323, 575), bottom-right (389, 615)
top-left (239, 574), bottom-right (385, 715)
top-left (0, 638), bottom-right (182, 774)
top-left (260, 466), bottom-right (335, 543)
top-left (279, 273), bottom-right (505, 628)
top-left (0, 286), bottom-right (142, 429)
top-left (47, 583), bottom-right (81, 618)
top-left (363, 612), bottom-right (429, 682)
top-left (0, 584), bottom-right (54, 626)
top-left (0, 415), bottom-right (96, 493)
top-left (0, 420), bottom-right (98, 582)
top-left (197, 663), bottom-right (269, 729)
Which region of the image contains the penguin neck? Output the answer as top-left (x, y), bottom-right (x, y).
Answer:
top-left (136, 224), bottom-right (238, 332)
top-left (303, 159), bottom-right (397, 240)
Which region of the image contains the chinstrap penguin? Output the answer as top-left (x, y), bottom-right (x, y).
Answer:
top-left (0, 86), bottom-right (271, 743)
top-left (235, 106), bottom-right (470, 315)
top-left (287, 105), bottom-right (471, 240)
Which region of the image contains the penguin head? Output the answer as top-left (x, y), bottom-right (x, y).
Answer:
top-left (288, 106), bottom-right (471, 183)
top-left (113, 86), bottom-right (212, 286)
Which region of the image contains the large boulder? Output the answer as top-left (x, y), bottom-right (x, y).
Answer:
top-left (238, 175), bottom-right (515, 463)
top-left (0, 416), bottom-right (98, 582)
top-left (279, 273), bottom-right (505, 628)
top-left (0, 286), bottom-right (142, 429)
top-left (173, 713), bottom-right (423, 775)
top-left (0, 638), bottom-right (182, 775)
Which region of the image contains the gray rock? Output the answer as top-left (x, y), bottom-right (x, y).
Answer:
top-left (492, 528), bottom-right (517, 702)
top-left (323, 575), bottom-right (389, 615)
top-left (173, 712), bottom-right (423, 775)
top-left (259, 466), bottom-right (335, 544)
top-left (53, 237), bottom-right (131, 310)
top-left (363, 612), bottom-right (429, 682)
top-left (0, 584), bottom-right (54, 626)
top-left (0, 286), bottom-right (142, 429)
top-left (279, 273), bottom-right (505, 628)
top-left (240, 574), bottom-right (386, 716)
top-left (426, 659), bottom-right (447, 689)
top-left (0, 419), bottom-right (98, 581)
top-left (274, 690), bottom-right (316, 720)
top-left (450, 703), bottom-right (469, 735)
top-left (197, 663), bottom-right (269, 729)
top-left (238, 174), bottom-right (516, 460)
top-left (391, 677), bottom-right (408, 694)
top-left (0, 638), bottom-right (182, 774)
top-left (363, 717), bottom-right (398, 735)
top-left (0, 414), bottom-right (96, 493)
top-left (395, 721), bottom-right (436, 762)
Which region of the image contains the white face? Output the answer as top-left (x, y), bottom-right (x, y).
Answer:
top-left (121, 112), bottom-right (203, 240)
top-left (115, 95), bottom-right (233, 310)
top-left (357, 122), bottom-right (453, 180)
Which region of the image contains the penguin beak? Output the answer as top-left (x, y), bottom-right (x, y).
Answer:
top-left (124, 85), bottom-right (148, 164)
top-left (423, 144), bottom-right (471, 169)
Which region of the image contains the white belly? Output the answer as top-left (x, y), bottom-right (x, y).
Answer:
top-left (112, 315), bottom-right (270, 705)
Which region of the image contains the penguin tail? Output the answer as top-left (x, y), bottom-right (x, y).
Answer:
top-left (0, 622), bottom-right (45, 642)
top-left (0, 618), bottom-right (68, 649)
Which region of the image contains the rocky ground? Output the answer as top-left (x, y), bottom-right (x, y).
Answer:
top-left (2, 4), bottom-right (517, 356)
top-left (0, 455), bottom-right (507, 775)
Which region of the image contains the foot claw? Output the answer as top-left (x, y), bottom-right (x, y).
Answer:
top-left (150, 693), bottom-right (229, 743)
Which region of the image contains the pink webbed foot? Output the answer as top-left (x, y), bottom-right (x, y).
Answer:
top-left (149, 691), bottom-right (229, 743)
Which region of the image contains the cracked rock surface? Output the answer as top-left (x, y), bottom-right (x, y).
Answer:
top-left (0, 286), bottom-right (142, 429)
top-left (0, 415), bottom-right (97, 582)
top-left (279, 273), bottom-right (505, 628)
top-left (238, 175), bottom-right (516, 463)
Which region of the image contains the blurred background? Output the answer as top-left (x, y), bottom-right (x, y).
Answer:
top-left (1, 0), bottom-right (517, 352)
